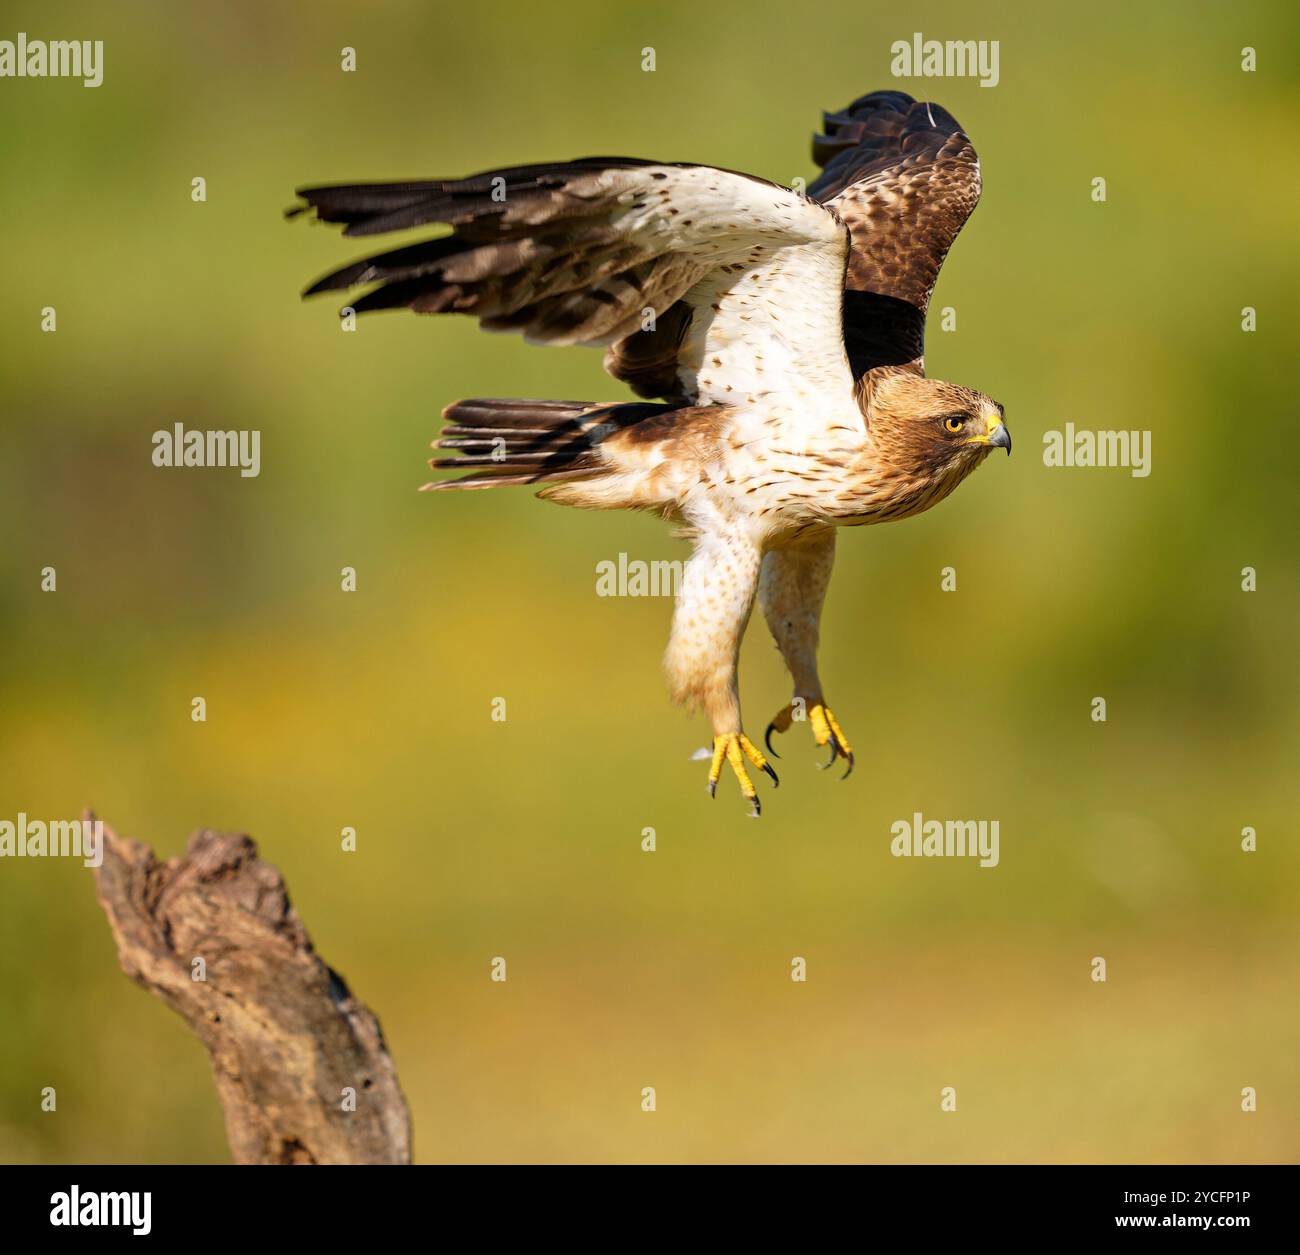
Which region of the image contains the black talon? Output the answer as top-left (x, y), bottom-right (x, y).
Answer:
top-left (825, 731), bottom-right (854, 780)
top-left (748, 793), bottom-right (762, 818)
top-left (764, 722), bottom-right (781, 758)
top-left (708, 779), bottom-right (717, 799)
top-left (760, 761), bottom-right (780, 788)
top-left (820, 739), bottom-right (839, 770)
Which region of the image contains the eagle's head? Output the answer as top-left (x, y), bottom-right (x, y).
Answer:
top-left (859, 366), bottom-right (1010, 479)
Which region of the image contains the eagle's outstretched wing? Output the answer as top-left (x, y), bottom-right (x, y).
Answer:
top-left (293, 161), bottom-right (853, 410)
top-left (808, 90), bottom-right (981, 379)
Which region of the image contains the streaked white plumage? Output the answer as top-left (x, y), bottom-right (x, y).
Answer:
top-left (293, 90), bottom-right (1007, 813)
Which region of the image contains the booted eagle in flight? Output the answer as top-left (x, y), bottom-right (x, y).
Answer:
top-left (291, 90), bottom-right (1009, 815)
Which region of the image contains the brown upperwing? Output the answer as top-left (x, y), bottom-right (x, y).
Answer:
top-left (808, 90), bottom-right (981, 378)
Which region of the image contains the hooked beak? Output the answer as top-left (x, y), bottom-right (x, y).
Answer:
top-left (968, 410), bottom-right (1012, 454)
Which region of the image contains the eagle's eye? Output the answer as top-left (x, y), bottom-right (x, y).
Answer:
top-left (942, 416), bottom-right (966, 434)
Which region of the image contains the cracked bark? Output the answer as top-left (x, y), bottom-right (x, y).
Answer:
top-left (88, 811), bottom-right (412, 1164)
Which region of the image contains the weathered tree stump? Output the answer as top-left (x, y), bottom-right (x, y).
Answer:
top-left (88, 811), bottom-right (411, 1164)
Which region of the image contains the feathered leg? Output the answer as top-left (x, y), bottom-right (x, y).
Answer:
top-left (759, 528), bottom-right (854, 777)
top-left (665, 525), bottom-right (778, 815)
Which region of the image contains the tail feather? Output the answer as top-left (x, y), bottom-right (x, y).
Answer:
top-left (421, 467), bottom-right (601, 493)
top-left (423, 398), bottom-right (676, 492)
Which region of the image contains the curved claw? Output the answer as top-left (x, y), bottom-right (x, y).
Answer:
top-left (804, 703), bottom-right (855, 781)
top-left (818, 728), bottom-right (856, 779)
top-left (764, 721), bottom-right (781, 758)
top-left (764, 703), bottom-right (794, 758)
top-left (706, 731), bottom-right (776, 815)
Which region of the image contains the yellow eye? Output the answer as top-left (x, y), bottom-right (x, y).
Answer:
top-left (943, 416), bottom-right (966, 434)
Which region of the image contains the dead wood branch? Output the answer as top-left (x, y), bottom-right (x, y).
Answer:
top-left (88, 812), bottom-right (411, 1164)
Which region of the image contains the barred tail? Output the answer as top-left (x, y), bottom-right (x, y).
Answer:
top-left (423, 397), bottom-right (677, 492)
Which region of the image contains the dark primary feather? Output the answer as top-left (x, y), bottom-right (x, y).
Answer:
top-left (293, 159), bottom-right (705, 345)
top-left (290, 158), bottom-right (659, 236)
top-left (602, 300), bottom-right (693, 400)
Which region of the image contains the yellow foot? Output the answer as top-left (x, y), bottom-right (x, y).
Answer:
top-left (764, 702), bottom-right (855, 779)
top-left (707, 732), bottom-right (779, 817)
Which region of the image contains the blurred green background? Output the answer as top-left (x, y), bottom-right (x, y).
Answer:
top-left (1, 0), bottom-right (1297, 1164)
